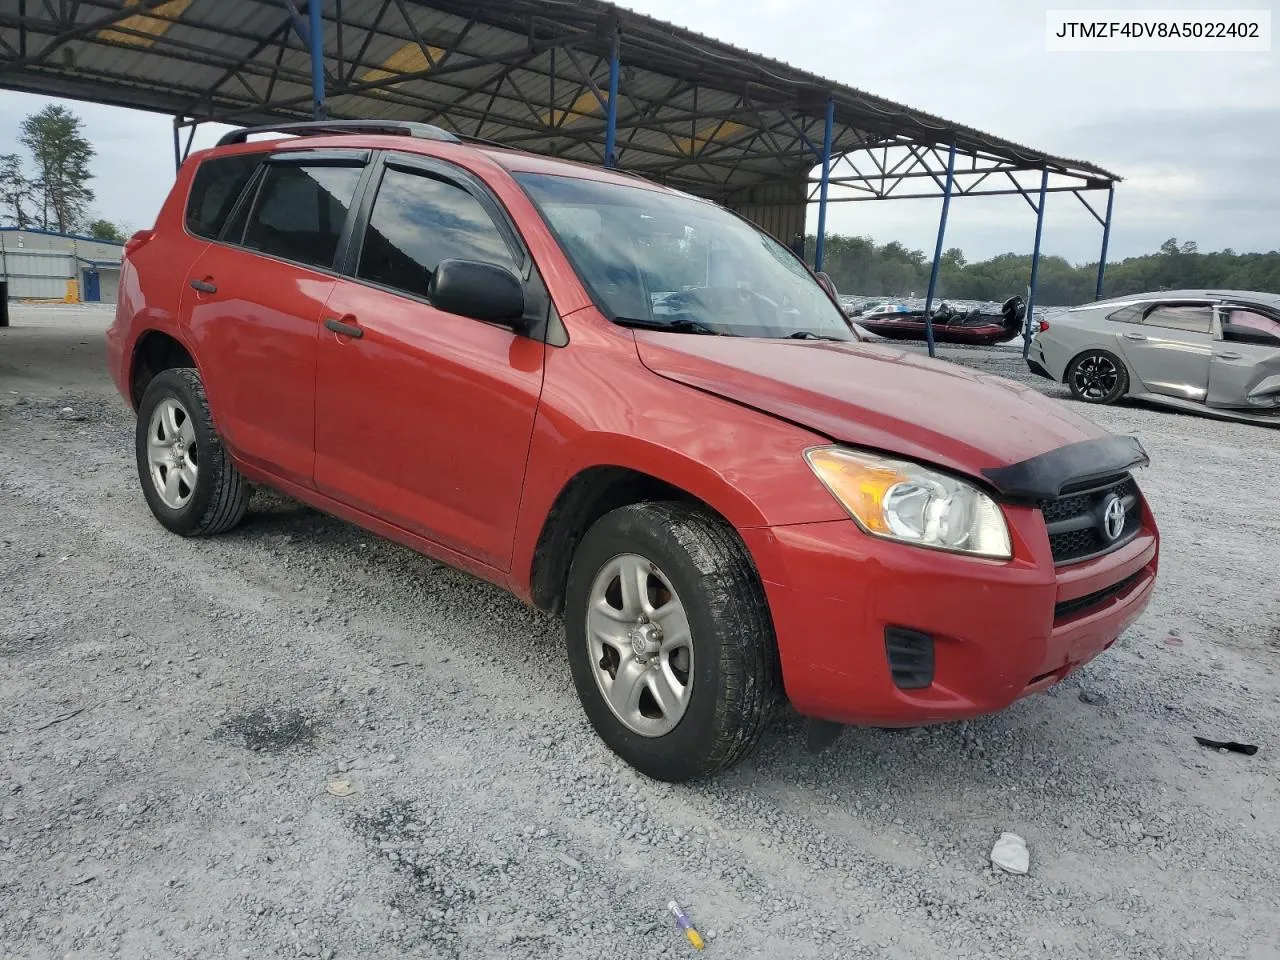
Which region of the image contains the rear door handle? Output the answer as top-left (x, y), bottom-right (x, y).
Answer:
top-left (189, 278), bottom-right (217, 294)
top-left (1215, 351), bottom-right (1242, 360)
top-left (325, 316), bottom-right (363, 339)
top-left (1122, 332), bottom-right (1146, 341)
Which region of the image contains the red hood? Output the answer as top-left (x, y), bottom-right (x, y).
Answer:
top-left (634, 334), bottom-right (1110, 478)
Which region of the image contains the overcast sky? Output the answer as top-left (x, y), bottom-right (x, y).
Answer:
top-left (0, 0), bottom-right (1274, 262)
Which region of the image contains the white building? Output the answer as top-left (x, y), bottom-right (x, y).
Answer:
top-left (0, 228), bottom-right (124, 304)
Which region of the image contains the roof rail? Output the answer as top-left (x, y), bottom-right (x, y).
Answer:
top-left (216, 120), bottom-right (461, 147)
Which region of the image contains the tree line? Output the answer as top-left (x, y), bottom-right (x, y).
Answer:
top-left (812, 234), bottom-right (1280, 306)
top-left (0, 104), bottom-right (128, 243)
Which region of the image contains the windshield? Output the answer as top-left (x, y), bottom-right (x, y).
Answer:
top-left (515, 172), bottom-right (855, 340)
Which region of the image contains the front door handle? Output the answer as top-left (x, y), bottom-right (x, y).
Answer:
top-left (1122, 332), bottom-right (1147, 341)
top-left (189, 278), bottom-right (217, 294)
top-left (325, 316), bottom-right (363, 339)
top-left (1215, 351), bottom-right (1242, 360)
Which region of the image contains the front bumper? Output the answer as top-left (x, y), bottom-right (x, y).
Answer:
top-left (742, 498), bottom-right (1158, 726)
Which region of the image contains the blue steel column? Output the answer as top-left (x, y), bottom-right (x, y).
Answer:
top-left (923, 142), bottom-right (957, 358)
top-left (603, 30), bottom-right (620, 168)
top-left (1094, 185), bottom-right (1114, 300)
top-left (309, 0), bottom-right (325, 120)
top-left (1022, 167), bottom-right (1050, 358)
top-left (814, 96), bottom-right (834, 273)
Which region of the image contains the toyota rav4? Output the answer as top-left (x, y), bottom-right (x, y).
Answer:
top-left (106, 120), bottom-right (1159, 781)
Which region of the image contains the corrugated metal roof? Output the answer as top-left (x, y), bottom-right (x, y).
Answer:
top-left (0, 0), bottom-right (1118, 204)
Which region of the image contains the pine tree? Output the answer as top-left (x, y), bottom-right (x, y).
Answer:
top-left (0, 153), bottom-right (37, 228)
top-left (19, 105), bottom-right (96, 234)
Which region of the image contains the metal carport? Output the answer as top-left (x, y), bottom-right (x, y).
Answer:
top-left (0, 0), bottom-right (1121, 355)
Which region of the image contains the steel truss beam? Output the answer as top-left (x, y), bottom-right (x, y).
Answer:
top-left (3, 2), bottom-right (832, 182)
top-left (1, 0), bottom-right (1121, 291)
top-left (0, 0), bottom-right (174, 73)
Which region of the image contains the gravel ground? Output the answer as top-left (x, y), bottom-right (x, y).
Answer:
top-left (2, 306), bottom-right (1278, 960)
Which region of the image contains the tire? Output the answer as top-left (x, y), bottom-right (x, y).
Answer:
top-left (1066, 349), bottom-right (1129, 405)
top-left (564, 501), bottom-right (780, 782)
top-left (135, 367), bottom-right (251, 536)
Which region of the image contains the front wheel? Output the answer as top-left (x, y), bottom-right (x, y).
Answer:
top-left (564, 502), bottom-right (780, 782)
top-left (1066, 349), bottom-right (1129, 404)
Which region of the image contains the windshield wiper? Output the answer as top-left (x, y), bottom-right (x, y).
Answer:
top-left (613, 316), bottom-right (726, 336)
top-left (785, 331), bottom-right (845, 341)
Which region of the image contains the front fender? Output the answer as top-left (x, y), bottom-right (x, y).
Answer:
top-left (508, 338), bottom-right (848, 598)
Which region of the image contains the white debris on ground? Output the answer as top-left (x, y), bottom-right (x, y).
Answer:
top-left (990, 832), bottom-right (1030, 875)
top-left (1, 305), bottom-right (1278, 960)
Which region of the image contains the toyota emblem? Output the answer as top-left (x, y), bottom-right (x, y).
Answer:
top-left (1101, 494), bottom-right (1126, 542)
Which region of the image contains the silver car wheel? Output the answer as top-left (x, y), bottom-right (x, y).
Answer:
top-left (1072, 354), bottom-right (1119, 401)
top-left (585, 553), bottom-right (694, 738)
top-left (146, 397), bottom-right (199, 509)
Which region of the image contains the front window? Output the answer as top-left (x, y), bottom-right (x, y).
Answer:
top-left (515, 172), bottom-right (854, 340)
top-left (1223, 308), bottom-right (1280, 343)
top-left (357, 167), bottom-right (517, 299)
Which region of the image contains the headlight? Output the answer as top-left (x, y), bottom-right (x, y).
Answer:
top-left (804, 446), bottom-right (1012, 559)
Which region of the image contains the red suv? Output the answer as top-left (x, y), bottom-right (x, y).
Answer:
top-left (107, 121), bottom-right (1159, 781)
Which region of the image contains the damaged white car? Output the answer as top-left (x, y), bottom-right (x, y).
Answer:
top-left (1027, 289), bottom-right (1280, 427)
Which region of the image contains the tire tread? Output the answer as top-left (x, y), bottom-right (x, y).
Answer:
top-left (652, 502), bottom-right (780, 775)
top-left (568, 500), bottom-right (781, 780)
top-left (137, 368), bottom-right (250, 537)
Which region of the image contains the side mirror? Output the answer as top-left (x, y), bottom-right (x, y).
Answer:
top-left (428, 258), bottom-right (525, 326)
top-left (815, 271), bottom-right (839, 301)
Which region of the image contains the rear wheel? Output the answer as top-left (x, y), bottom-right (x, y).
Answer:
top-left (564, 502), bottom-right (780, 782)
top-left (135, 368), bottom-right (251, 536)
top-left (1066, 349), bottom-right (1129, 404)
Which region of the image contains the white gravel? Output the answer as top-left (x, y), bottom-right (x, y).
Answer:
top-left (2, 306), bottom-right (1278, 960)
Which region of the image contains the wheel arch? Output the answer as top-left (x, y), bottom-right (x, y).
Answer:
top-left (129, 329), bottom-right (198, 410)
top-left (527, 463), bottom-right (755, 617)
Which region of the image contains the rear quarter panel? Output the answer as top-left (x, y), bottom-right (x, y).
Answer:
top-left (108, 155), bottom-right (210, 408)
top-left (1041, 309), bottom-right (1117, 382)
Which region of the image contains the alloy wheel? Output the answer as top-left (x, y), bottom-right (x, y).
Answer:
top-left (146, 397), bottom-right (199, 509)
top-left (1072, 354), bottom-right (1119, 400)
top-left (585, 553), bottom-right (694, 737)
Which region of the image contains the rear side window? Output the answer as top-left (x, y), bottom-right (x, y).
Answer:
top-left (357, 168), bottom-right (516, 299)
top-left (1105, 303), bottom-right (1145, 324)
top-left (1143, 305), bottom-right (1212, 334)
top-left (242, 164), bottom-right (363, 270)
top-left (185, 154), bottom-right (262, 240)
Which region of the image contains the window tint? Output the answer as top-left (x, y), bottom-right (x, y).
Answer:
top-left (357, 168), bottom-right (516, 299)
top-left (1142, 305), bottom-right (1212, 333)
top-left (242, 163), bottom-right (363, 270)
top-left (1225, 309), bottom-right (1280, 339)
top-left (1105, 303), bottom-right (1145, 324)
top-left (185, 154), bottom-right (262, 240)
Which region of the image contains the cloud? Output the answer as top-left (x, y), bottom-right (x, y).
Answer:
top-left (619, 0), bottom-right (1277, 261)
top-left (1056, 107), bottom-right (1280, 252)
